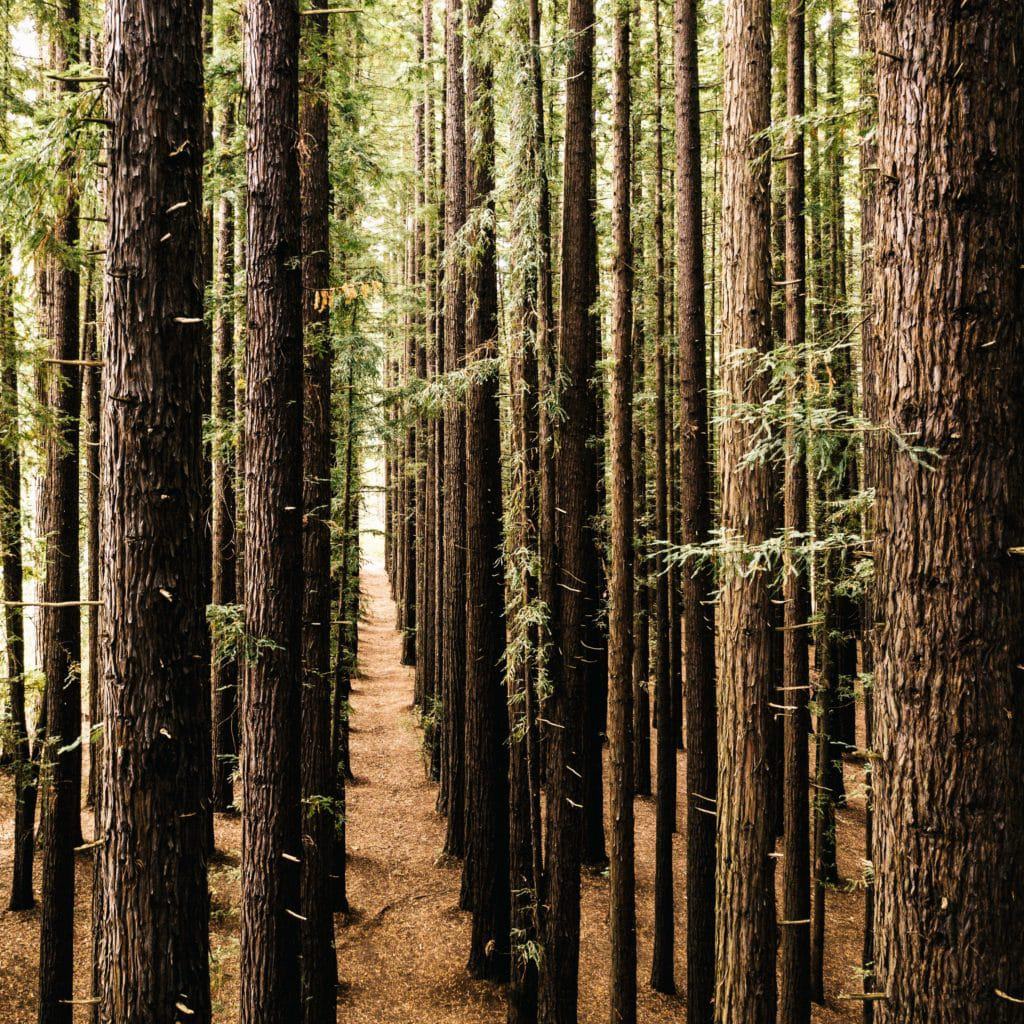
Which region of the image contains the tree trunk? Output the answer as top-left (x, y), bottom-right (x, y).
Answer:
top-left (82, 270), bottom-right (100, 811)
top-left (239, 0), bottom-right (304, 1012)
top-left (608, 5), bottom-right (636, 1017)
top-left (649, 0), bottom-right (675, 996)
top-left (38, 7), bottom-right (83, 1015)
top-left (299, 7), bottom-right (338, 1019)
top-left (674, 0), bottom-right (716, 1017)
top-left (212, 103), bottom-right (239, 815)
top-left (440, 0), bottom-right (468, 860)
top-left (778, 2), bottom-right (811, 1021)
top-left (2, 239), bottom-right (33, 913)
top-left (462, 0), bottom-right (510, 978)
top-left (871, 6), bottom-right (1024, 1023)
top-left (537, 0), bottom-right (597, 1012)
top-left (96, 0), bottom-right (211, 1012)
top-left (714, 0), bottom-right (776, 1019)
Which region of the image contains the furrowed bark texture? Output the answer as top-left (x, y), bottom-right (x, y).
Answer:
top-left (674, 0), bottom-right (716, 1018)
top-left (38, 8), bottom-right (83, 1018)
top-left (537, 0), bottom-right (597, 1011)
top-left (462, 0), bottom-right (510, 980)
top-left (299, 9), bottom-right (338, 1021)
top-left (608, 3), bottom-right (636, 1017)
top-left (97, 0), bottom-right (211, 1014)
top-left (871, 7), bottom-right (1024, 1023)
top-left (240, 0), bottom-right (304, 1014)
top-left (441, 0), bottom-right (468, 859)
top-left (714, 0), bottom-right (776, 1019)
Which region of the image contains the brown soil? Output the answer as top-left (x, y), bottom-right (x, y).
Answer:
top-left (0, 564), bottom-right (866, 1022)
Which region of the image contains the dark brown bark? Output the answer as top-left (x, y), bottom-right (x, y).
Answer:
top-left (536, 0), bottom-right (597, 1010)
top-left (2, 239), bottom-right (33, 913)
top-left (608, 5), bottom-right (636, 1017)
top-left (649, 0), bottom-right (675, 996)
top-left (441, 0), bottom-right (467, 860)
top-left (461, 0), bottom-right (510, 978)
top-left (778, 2), bottom-right (810, 1021)
top-left (211, 102), bottom-right (239, 815)
top-left (299, 8), bottom-right (338, 1019)
top-left (239, 0), bottom-right (304, 1012)
top-left (96, 0), bottom-right (211, 1012)
top-left (83, 271), bottom-right (100, 811)
top-left (714, 0), bottom-right (776, 1019)
top-left (870, 6), bottom-right (1024, 1023)
top-left (674, 0), bottom-right (716, 1017)
top-left (38, 9), bottom-right (83, 1016)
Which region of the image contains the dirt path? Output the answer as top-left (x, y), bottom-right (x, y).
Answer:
top-left (0, 558), bottom-right (866, 1022)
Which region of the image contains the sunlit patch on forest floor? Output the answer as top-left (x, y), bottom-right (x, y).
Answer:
top-left (1, 564), bottom-right (867, 1022)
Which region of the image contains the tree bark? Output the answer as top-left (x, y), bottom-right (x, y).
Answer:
top-left (462, 0), bottom-right (510, 978)
top-left (674, 0), bottom-right (716, 1017)
top-left (537, 0), bottom-right (597, 1012)
top-left (608, 4), bottom-right (636, 1017)
top-left (871, 6), bottom-right (1024, 1023)
top-left (2, 239), bottom-right (33, 913)
top-left (649, 0), bottom-right (675, 996)
top-left (440, 0), bottom-right (468, 860)
top-left (239, 0), bottom-right (304, 1012)
top-left (96, 0), bottom-right (211, 1012)
top-left (299, 7), bottom-right (338, 1019)
top-left (778, 2), bottom-right (811, 1021)
top-left (83, 271), bottom-right (100, 811)
top-left (714, 0), bottom-right (776, 1019)
top-left (38, 7), bottom-right (83, 1016)
top-left (211, 102), bottom-right (239, 815)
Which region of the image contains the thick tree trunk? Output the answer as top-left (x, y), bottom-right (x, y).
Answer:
top-left (38, 8), bottom-right (83, 1015)
top-left (608, 6), bottom-right (636, 1018)
top-left (537, 0), bottom-right (597, 1012)
top-left (96, 0), bottom-right (211, 1013)
top-left (714, 0), bottom-right (776, 1020)
top-left (778, 2), bottom-right (811, 1021)
top-left (674, 0), bottom-right (716, 1018)
top-left (240, 0), bottom-right (304, 1013)
top-left (298, 8), bottom-right (338, 1019)
top-left (461, 0), bottom-right (510, 978)
top-left (871, 7), bottom-right (1024, 1023)
top-left (441, 0), bottom-right (468, 860)
top-left (211, 103), bottom-right (239, 815)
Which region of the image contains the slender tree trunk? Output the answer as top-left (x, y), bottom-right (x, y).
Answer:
top-left (714, 0), bottom-right (776, 1019)
top-left (441, 0), bottom-right (468, 860)
top-left (82, 271), bottom-right (100, 810)
top-left (96, 0), bottom-right (211, 1012)
top-left (462, 0), bottom-right (510, 977)
top-left (674, 0), bottom-right (716, 1017)
top-left (778, 2), bottom-right (810, 1021)
top-left (870, 6), bottom-right (1024, 1023)
top-left (608, 5), bottom-right (636, 1017)
top-left (38, 8), bottom-right (83, 1015)
top-left (212, 103), bottom-right (239, 815)
top-left (240, 0), bottom-right (304, 1012)
top-left (299, 7), bottom-right (338, 1018)
top-left (649, 0), bottom-right (675, 995)
top-left (629, 97), bottom-right (650, 802)
top-left (2, 239), bottom-right (33, 913)
top-left (537, 0), bottom-right (597, 1010)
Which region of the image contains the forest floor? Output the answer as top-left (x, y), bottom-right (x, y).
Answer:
top-left (0, 557), bottom-right (867, 1022)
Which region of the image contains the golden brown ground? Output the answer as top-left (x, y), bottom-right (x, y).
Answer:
top-left (0, 565), bottom-right (866, 1022)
